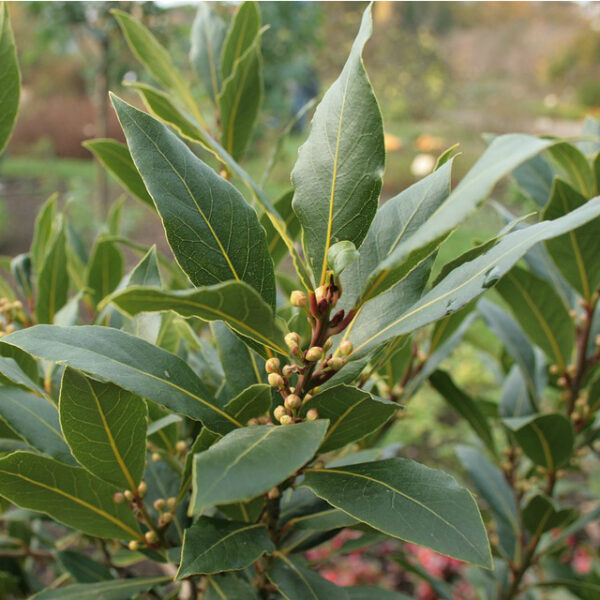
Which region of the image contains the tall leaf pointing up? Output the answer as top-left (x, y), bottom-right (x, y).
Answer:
top-left (292, 4), bottom-right (384, 285)
top-left (111, 94), bottom-right (276, 309)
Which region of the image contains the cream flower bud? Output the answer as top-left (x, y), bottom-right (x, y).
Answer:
top-left (290, 290), bottom-right (307, 307)
top-left (323, 337), bottom-right (333, 351)
top-left (285, 332), bottom-right (300, 349)
top-left (339, 340), bottom-right (353, 356)
top-left (329, 356), bottom-right (344, 371)
top-left (285, 394), bottom-right (302, 410)
top-left (128, 541), bottom-right (139, 551)
top-left (273, 405), bottom-right (288, 422)
top-left (265, 357), bottom-right (281, 373)
top-left (305, 346), bottom-right (323, 362)
top-left (306, 408), bottom-right (319, 421)
top-left (279, 414), bottom-right (293, 425)
top-left (282, 364), bottom-right (294, 377)
top-left (268, 373), bottom-right (284, 388)
top-left (315, 285), bottom-right (328, 304)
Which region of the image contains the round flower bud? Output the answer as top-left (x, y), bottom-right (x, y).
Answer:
top-left (265, 357), bottom-right (281, 373)
top-left (175, 440), bottom-right (187, 453)
top-left (282, 364), bottom-right (295, 377)
top-left (305, 346), bottom-right (323, 362)
top-left (273, 405), bottom-right (288, 422)
top-left (145, 530), bottom-right (158, 544)
top-left (167, 497), bottom-right (177, 508)
top-left (339, 340), bottom-right (353, 356)
top-left (303, 393), bottom-right (313, 403)
top-left (268, 372), bottom-right (284, 388)
top-left (153, 498), bottom-right (166, 511)
top-left (151, 452), bottom-right (161, 462)
top-left (128, 540), bottom-right (139, 551)
top-left (290, 290), bottom-right (307, 307)
top-left (329, 356), bottom-right (344, 371)
top-left (285, 394), bottom-right (302, 410)
top-left (323, 337), bottom-right (333, 351)
top-left (315, 285), bottom-right (328, 304)
top-left (160, 513), bottom-right (173, 526)
top-left (285, 332), bottom-right (301, 349)
top-left (137, 481), bottom-right (147, 497)
top-left (306, 408), bottom-right (319, 421)
top-left (279, 414), bottom-right (293, 425)
top-left (113, 492), bottom-right (125, 504)
top-left (124, 490), bottom-right (134, 502)
top-left (267, 487), bottom-right (280, 500)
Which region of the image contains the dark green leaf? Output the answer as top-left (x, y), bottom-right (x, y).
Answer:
top-left (546, 142), bottom-right (595, 198)
top-left (36, 226), bottom-right (69, 324)
top-left (303, 458), bottom-right (492, 567)
top-left (0, 451), bottom-right (141, 539)
top-left (205, 574), bottom-right (258, 600)
top-left (86, 238), bottom-right (124, 307)
top-left (512, 154), bottom-right (554, 207)
top-left (503, 413), bottom-right (574, 470)
top-left (327, 241), bottom-right (359, 277)
top-left (56, 550), bottom-right (112, 583)
top-left (220, 1), bottom-right (260, 81)
top-left (108, 282), bottom-right (287, 355)
top-left (177, 516), bottom-right (274, 577)
top-left (30, 194), bottom-right (58, 275)
top-left (260, 190), bottom-right (300, 267)
top-left (292, 5), bottom-right (384, 285)
top-left (522, 494), bottom-right (574, 536)
top-left (0, 356), bottom-right (44, 396)
top-left (111, 94), bottom-right (276, 308)
top-left (59, 368), bottom-right (147, 490)
top-left (190, 420), bottom-right (328, 514)
top-left (0, 1), bottom-right (20, 154)
top-left (300, 385), bottom-right (396, 453)
top-left (3, 325), bottom-right (241, 434)
top-left (83, 139), bottom-right (154, 208)
top-left (429, 370), bottom-right (495, 453)
top-left (0, 387), bottom-right (71, 462)
top-left (224, 384), bottom-right (271, 425)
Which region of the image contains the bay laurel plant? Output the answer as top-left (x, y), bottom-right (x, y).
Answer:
top-left (0, 2), bottom-right (600, 598)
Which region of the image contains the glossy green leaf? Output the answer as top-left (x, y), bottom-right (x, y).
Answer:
top-left (56, 550), bottom-right (112, 583)
top-left (344, 197), bottom-right (600, 360)
top-left (36, 226), bottom-right (69, 324)
top-left (190, 2), bottom-right (227, 104)
top-left (292, 5), bottom-right (384, 285)
top-left (0, 356), bottom-right (44, 396)
top-left (86, 238), bottom-right (124, 307)
top-left (300, 385), bottom-right (396, 453)
top-left (205, 574), bottom-right (258, 600)
top-left (224, 384), bottom-right (271, 425)
top-left (111, 94), bottom-right (276, 308)
top-left (522, 494), bottom-right (574, 536)
top-left (0, 451), bottom-right (141, 539)
top-left (500, 366), bottom-right (537, 419)
top-left (112, 9), bottom-right (203, 125)
top-left (267, 553), bottom-right (349, 600)
top-left (30, 193), bottom-right (58, 275)
top-left (327, 241), bottom-right (359, 277)
top-left (219, 33), bottom-right (262, 160)
top-left (546, 142), bottom-right (595, 197)
top-left (350, 159), bottom-right (453, 306)
top-left (59, 368), bottom-right (147, 490)
top-left (128, 246), bottom-right (162, 287)
top-left (543, 178), bottom-right (600, 299)
top-left (190, 420), bottom-right (328, 514)
top-left (303, 458), bottom-right (492, 567)
top-left (108, 282), bottom-right (287, 354)
top-left (455, 445), bottom-right (519, 560)
top-left (177, 516), bottom-right (274, 577)
top-left (503, 413), bottom-right (574, 470)
top-left (0, 2), bottom-right (20, 154)
top-left (429, 370), bottom-right (495, 453)
top-left (83, 139), bottom-right (154, 208)
top-left (30, 577), bottom-right (169, 600)
top-left (260, 190), bottom-right (300, 267)
top-left (3, 325), bottom-right (241, 434)
top-left (495, 266), bottom-right (573, 369)
top-left (359, 135), bottom-right (556, 304)
top-left (0, 387), bottom-right (71, 462)
top-left (220, 1), bottom-right (260, 81)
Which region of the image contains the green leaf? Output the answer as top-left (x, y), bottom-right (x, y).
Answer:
top-left (3, 325), bottom-right (242, 434)
top-left (546, 142), bottom-right (596, 198)
top-left (358, 135), bottom-right (556, 304)
top-left (86, 238), bottom-right (124, 307)
top-left (0, 387), bottom-right (71, 462)
top-left (11, 252), bottom-right (33, 300)
top-left (429, 370), bottom-right (495, 453)
top-left (512, 154), bottom-right (554, 207)
top-left (224, 384), bottom-right (272, 425)
top-left (128, 245), bottom-right (162, 288)
top-left (177, 516), bottom-right (274, 578)
top-left (261, 190), bottom-right (301, 267)
top-left (190, 2), bottom-right (227, 104)
top-left (30, 193), bottom-right (58, 275)
top-left (0, 1), bottom-right (20, 154)
top-left (111, 94), bottom-right (276, 308)
top-left (300, 385), bottom-right (396, 453)
top-left (292, 4), bottom-right (384, 285)
top-left (0, 356), bottom-right (44, 395)
top-left (503, 413), bottom-right (574, 470)
top-left (349, 159), bottom-right (453, 306)
top-left (30, 577), bottom-right (169, 600)
top-left (267, 553), bottom-right (349, 600)
top-left (522, 494), bottom-right (574, 536)
top-left (543, 178), bottom-right (600, 299)
top-left (220, 1), bottom-right (260, 81)
top-left (344, 197), bottom-right (600, 360)
top-left (59, 368), bottom-right (147, 490)
top-left (455, 445), bottom-right (519, 560)
top-left (190, 420), bottom-right (328, 514)
top-left (0, 451), bottom-right (141, 539)
top-left (111, 9), bottom-right (203, 126)
top-left (108, 282), bottom-right (287, 355)
top-left (303, 458), bottom-right (492, 567)
top-left (56, 550), bottom-right (112, 583)
top-left (495, 266), bottom-right (573, 369)
top-left (36, 226), bottom-right (69, 324)
top-left (327, 241), bottom-right (359, 277)
top-left (83, 139), bottom-right (154, 208)
top-left (205, 574), bottom-right (258, 600)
